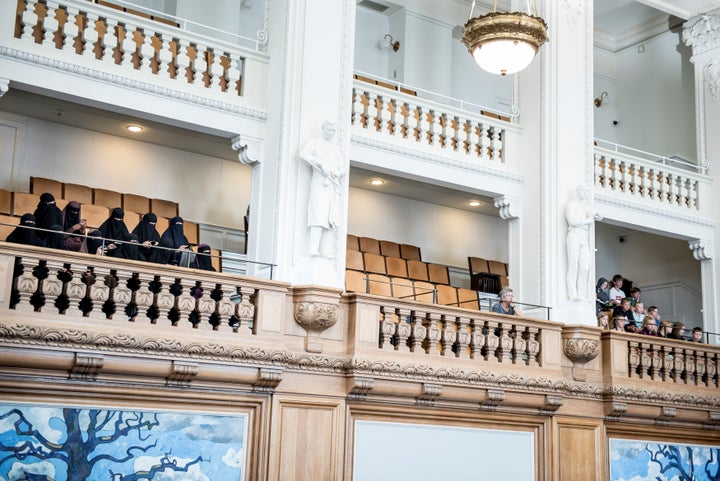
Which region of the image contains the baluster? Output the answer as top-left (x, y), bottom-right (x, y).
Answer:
top-left (41, 261), bottom-right (65, 314)
top-left (661, 346), bottom-right (673, 382)
top-left (100, 17), bottom-right (118, 65)
top-left (486, 321), bottom-right (500, 362)
top-left (684, 349), bottom-right (696, 384)
top-left (61, 5), bottom-right (80, 54)
top-left (473, 122), bottom-right (485, 159)
top-left (667, 173), bottom-right (677, 206)
top-left (87, 267), bottom-right (111, 320)
top-left (677, 176), bottom-right (687, 208)
top-left (176, 285), bottom-right (196, 328)
top-left (429, 110), bottom-right (442, 147)
top-left (42, 1), bottom-right (59, 46)
top-left (658, 171), bottom-right (668, 203)
top-left (20, 0), bottom-right (39, 42)
top-left (365, 91), bottom-right (378, 131)
top-left (512, 327), bottom-right (527, 365)
top-left (425, 313), bottom-right (442, 355)
top-left (215, 284), bottom-right (236, 331)
top-left (441, 315), bottom-right (457, 357)
top-left (379, 306), bottom-right (395, 350)
top-left (646, 167), bottom-right (655, 200)
top-left (111, 269), bottom-right (132, 321)
top-left (195, 284), bottom-right (215, 331)
top-left (628, 341), bottom-right (640, 377)
top-left (209, 49), bottom-right (225, 91)
top-left (156, 32), bottom-right (174, 79)
top-left (417, 106), bottom-right (430, 146)
top-left (351, 88), bottom-right (365, 128)
top-left (469, 318), bottom-right (486, 360)
top-left (82, 12), bottom-right (100, 60)
top-left (385, 98), bottom-right (398, 136)
top-left (618, 160), bottom-right (627, 193)
top-left (637, 166), bottom-right (646, 197)
top-left (495, 323), bottom-right (513, 362)
top-left (391, 307), bottom-right (409, 352)
top-left (176, 39), bottom-right (191, 84)
top-left (451, 116), bottom-right (461, 152)
top-left (707, 354), bottom-right (718, 387)
top-left (235, 286), bottom-right (255, 332)
top-left (192, 43), bottom-right (208, 86)
top-left (405, 101), bottom-right (418, 141)
top-left (65, 269), bottom-right (86, 317)
top-left (455, 317), bottom-right (470, 359)
top-left (138, 29), bottom-right (155, 73)
top-left (489, 127), bottom-right (501, 162)
top-left (689, 180), bottom-right (698, 209)
top-left (155, 275), bottom-right (176, 326)
top-left (696, 351), bottom-right (706, 386)
top-left (651, 346), bottom-right (662, 380)
top-left (639, 343), bottom-right (651, 379)
top-left (133, 273), bottom-right (154, 324)
top-left (594, 153), bottom-right (602, 187)
top-left (526, 327), bottom-right (540, 366)
top-left (14, 258), bottom-right (40, 312)
top-left (673, 349), bottom-right (685, 383)
top-left (226, 52), bottom-right (242, 95)
top-left (409, 311), bottom-right (426, 353)
top-left (120, 23), bottom-right (138, 68)
top-left (377, 95), bottom-right (391, 135)
top-left (629, 162), bottom-right (640, 195)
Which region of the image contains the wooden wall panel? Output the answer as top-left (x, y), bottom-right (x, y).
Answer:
top-left (555, 417), bottom-right (604, 481)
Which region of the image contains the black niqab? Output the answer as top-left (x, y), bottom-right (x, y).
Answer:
top-left (34, 193), bottom-right (63, 240)
top-left (5, 214), bottom-right (45, 246)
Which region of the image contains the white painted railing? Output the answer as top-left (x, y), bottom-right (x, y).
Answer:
top-left (3, 0), bottom-right (267, 105)
top-left (594, 142), bottom-right (711, 211)
top-left (352, 77), bottom-right (516, 165)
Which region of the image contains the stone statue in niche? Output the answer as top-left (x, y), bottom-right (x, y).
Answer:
top-left (299, 121), bottom-right (346, 258)
top-left (565, 185), bottom-right (600, 301)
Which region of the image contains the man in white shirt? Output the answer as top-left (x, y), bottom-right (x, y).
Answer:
top-left (608, 274), bottom-right (625, 305)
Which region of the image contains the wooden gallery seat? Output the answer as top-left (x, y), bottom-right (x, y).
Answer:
top-left (346, 249), bottom-right (364, 271)
top-left (0, 189), bottom-right (12, 215)
top-left (468, 256), bottom-right (501, 294)
top-left (124, 211), bottom-right (140, 231)
top-left (63, 183), bottom-right (93, 204)
top-left (368, 273), bottom-right (392, 297)
top-left (359, 236), bottom-right (381, 254)
top-left (390, 277), bottom-right (414, 300)
top-left (400, 244), bottom-right (421, 261)
top-left (0, 214), bottom-right (19, 241)
top-left (30, 177), bottom-right (62, 199)
top-left (123, 193), bottom-right (150, 215)
top-left (345, 270), bottom-right (368, 293)
top-left (346, 234), bottom-right (360, 251)
top-left (82, 204), bottom-right (110, 230)
top-left (457, 288), bottom-right (480, 310)
top-left (413, 280), bottom-right (436, 303)
top-left (436, 284), bottom-right (458, 306)
top-left (210, 248), bottom-right (222, 272)
top-left (379, 240), bottom-right (401, 258)
top-left (363, 252), bottom-right (386, 275)
top-left (407, 260), bottom-right (428, 282)
top-left (93, 188), bottom-right (123, 209)
top-left (12, 192), bottom-right (40, 216)
top-left (151, 198), bottom-right (179, 218)
top-left (385, 256), bottom-right (408, 278)
top-left (184, 220), bottom-right (199, 245)
top-left (155, 216), bottom-right (170, 235)
top-left (428, 263), bottom-right (450, 285)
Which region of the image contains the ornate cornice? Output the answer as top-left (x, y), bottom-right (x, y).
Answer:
top-left (683, 14), bottom-right (720, 60)
top-left (351, 133), bottom-right (525, 184)
top-left (0, 46), bottom-right (268, 122)
top-left (594, 193), bottom-right (717, 228)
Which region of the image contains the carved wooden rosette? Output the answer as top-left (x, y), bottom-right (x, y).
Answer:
top-left (562, 326), bottom-right (600, 382)
top-left (293, 286), bottom-right (342, 353)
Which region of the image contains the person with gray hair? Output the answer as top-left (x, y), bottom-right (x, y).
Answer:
top-left (491, 287), bottom-right (525, 316)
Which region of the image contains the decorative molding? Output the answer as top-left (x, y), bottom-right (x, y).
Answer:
top-left (69, 353), bottom-right (104, 380)
top-left (231, 134), bottom-right (264, 165)
top-left (562, 327), bottom-right (600, 382)
top-left (348, 376), bottom-right (375, 400)
top-left (683, 14), bottom-right (720, 60)
top-left (351, 133), bottom-right (525, 184)
top-left (705, 58), bottom-right (720, 101)
top-left (562, 0), bottom-right (583, 32)
top-left (594, 193), bottom-right (716, 228)
top-left (0, 78), bottom-right (9, 97)
top-left (480, 389), bottom-right (505, 411)
top-left (0, 46), bottom-right (268, 122)
top-left (292, 286), bottom-right (342, 353)
top-left (493, 195), bottom-right (520, 219)
top-left (256, 0), bottom-right (270, 51)
top-left (540, 394), bottom-right (563, 415)
top-left (416, 383), bottom-right (442, 406)
top-left (689, 239), bottom-right (713, 261)
top-left (166, 360), bottom-right (199, 387)
top-left (253, 367), bottom-right (283, 393)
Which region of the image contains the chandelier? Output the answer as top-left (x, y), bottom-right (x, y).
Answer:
top-left (461, 0), bottom-right (548, 76)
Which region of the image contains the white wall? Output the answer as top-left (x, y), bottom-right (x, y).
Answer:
top-left (355, 7), bottom-right (390, 78)
top-left (0, 113), bottom-right (252, 230)
top-left (348, 186), bottom-right (508, 270)
top-left (174, 0), bottom-right (262, 45)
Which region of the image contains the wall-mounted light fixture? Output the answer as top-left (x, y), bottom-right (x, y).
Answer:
top-left (382, 34), bottom-right (400, 52)
top-left (594, 91), bottom-right (608, 108)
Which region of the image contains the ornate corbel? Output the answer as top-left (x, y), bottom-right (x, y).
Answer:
top-left (540, 395), bottom-right (564, 415)
top-left (166, 360), bottom-right (199, 387)
top-left (704, 411), bottom-right (720, 430)
top-left (493, 195), bottom-right (520, 219)
top-left (683, 14), bottom-right (720, 60)
top-left (69, 353), bottom-right (104, 380)
top-left (605, 401), bottom-right (628, 422)
top-left (347, 376), bottom-right (374, 400)
top-left (231, 134), bottom-right (263, 165)
top-left (655, 406), bottom-right (677, 426)
top-left (562, 326), bottom-right (600, 382)
top-left (253, 367), bottom-right (283, 393)
top-left (0, 78), bottom-right (8, 98)
top-left (293, 286), bottom-right (342, 353)
top-left (480, 389), bottom-right (505, 411)
top-left (416, 383), bottom-right (442, 406)
top-left (689, 239), bottom-right (713, 261)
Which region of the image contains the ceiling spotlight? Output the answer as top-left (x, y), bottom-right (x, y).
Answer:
top-left (370, 178), bottom-right (385, 186)
top-left (468, 200), bottom-right (483, 207)
top-left (126, 125), bottom-right (143, 133)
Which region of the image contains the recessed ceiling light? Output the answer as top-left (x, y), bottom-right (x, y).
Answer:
top-left (370, 178), bottom-right (385, 186)
top-left (126, 125), bottom-right (143, 133)
top-left (467, 200), bottom-right (482, 207)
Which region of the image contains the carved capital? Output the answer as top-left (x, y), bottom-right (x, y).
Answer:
top-left (0, 78), bottom-right (8, 98)
top-left (416, 383), bottom-right (442, 406)
top-left (293, 286), bottom-right (343, 353)
top-left (689, 239), bottom-right (713, 260)
top-left (562, 326), bottom-right (600, 382)
top-left (69, 353), bottom-right (104, 380)
top-left (253, 367), bottom-right (283, 393)
top-left (683, 14), bottom-right (720, 59)
top-left (231, 134), bottom-right (263, 165)
top-left (493, 195), bottom-right (520, 219)
top-left (166, 361), bottom-right (198, 387)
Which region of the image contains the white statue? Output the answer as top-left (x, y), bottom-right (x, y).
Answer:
top-left (299, 121), bottom-right (346, 257)
top-left (565, 185), bottom-right (599, 301)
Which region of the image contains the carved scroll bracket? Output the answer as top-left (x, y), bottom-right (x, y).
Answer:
top-left (0, 78), bottom-right (9, 98)
top-left (253, 367), bottom-right (283, 393)
top-left (562, 326), bottom-right (600, 382)
top-left (416, 383), bottom-right (442, 406)
top-left (480, 389), bottom-right (505, 411)
top-left (605, 401), bottom-right (628, 422)
top-left (348, 376), bottom-right (375, 400)
top-left (689, 239), bottom-right (713, 261)
top-left (231, 134), bottom-right (264, 165)
top-left (166, 361), bottom-right (199, 387)
top-left (655, 406), bottom-right (677, 426)
top-left (69, 353), bottom-right (104, 380)
top-left (540, 395), bottom-right (564, 415)
top-left (493, 195), bottom-right (520, 220)
top-left (293, 286), bottom-right (343, 353)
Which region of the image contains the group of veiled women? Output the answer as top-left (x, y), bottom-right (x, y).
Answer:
top-left (5, 193), bottom-right (215, 271)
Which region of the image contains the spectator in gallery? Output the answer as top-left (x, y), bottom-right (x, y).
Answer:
top-left (61, 200), bottom-right (87, 252)
top-left (608, 274), bottom-right (625, 305)
top-left (193, 243), bottom-right (216, 271)
top-left (629, 287), bottom-right (641, 307)
top-left (33, 193), bottom-right (63, 242)
top-left (160, 216), bottom-right (190, 266)
top-left (690, 327), bottom-right (704, 343)
top-left (98, 208), bottom-right (132, 258)
top-left (132, 213), bottom-right (163, 263)
top-left (491, 287), bottom-right (525, 316)
top-left (647, 306), bottom-right (661, 326)
top-left (658, 320), bottom-right (673, 338)
top-left (613, 298), bottom-right (636, 332)
top-left (669, 322), bottom-right (686, 340)
top-left (595, 277), bottom-right (611, 313)
top-left (5, 214), bottom-right (45, 247)
top-left (597, 310), bottom-right (611, 330)
top-left (612, 315), bottom-right (627, 332)
top-left (631, 302), bottom-right (646, 325)
top-left (638, 315), bottom-right (659, 336)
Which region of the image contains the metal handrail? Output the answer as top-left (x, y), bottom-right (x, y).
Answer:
top-left (594, 138), bottom-right (709, 174)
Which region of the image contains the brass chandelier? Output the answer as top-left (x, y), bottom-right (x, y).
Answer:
top-left (461, 0), bottom-right (548, 76)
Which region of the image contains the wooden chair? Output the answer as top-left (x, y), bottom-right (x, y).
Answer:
top-left (345, 269), bottom-right (368, 293)
top-left (346, 234), bottom-right (360, 251)
top-left (12, 192), bottom-right (39, 216)
top-left (407, 260), bottom-right (429, 282)
top-left (184, 220), bottom-right (199, 245)
top-left (368, 273), bottom-right (392, 297)
top-left (428, 263), bottom-right (450, 285)
top-left (0, 214), bottom-right (19, 241)
top-left (63, 183), bottom-right (93, 204)
top-left (437, 284), bottom-right (459, 306)
top-left (0, 189), bottom-right (12, 214)
top-left (346, 249), bottom-right (364, 271)
top-left (82, 204), bottom-right (110, 230)
top-left (468, 256), bottom-right (489, 275)
top-left (151, 198), bottom-right (179, 218)
top-left (400, 243), bottom-right (421, 261)
top-left (30, 177), bottom-right (62, 199)
top-left (458, 288), bottom-right (480, 310)
top-left (469, 256), bottom-right (500, 293)
top-left (390, 277), bottom-right (414, 300)
top-left (156, 216), bottom-right (170, 235)
top-left (385, 256), bottom-right (408, 278)
top-left (123, 193), bottom-right (150, 215)
top-left (414, 280), bottom-right (436, 303)
top-left (363, 252), bottom-right (386, 275)
top-left (488, 260), bottom-right (508, 277)
top-left (379, 240), bottom-right (401, 257)
top-left (124, 210), bottom-right (140, 232)
top-left (93, 188), bottom-right (123, 209)
top-left (359, 236), bottom-right (380, 254)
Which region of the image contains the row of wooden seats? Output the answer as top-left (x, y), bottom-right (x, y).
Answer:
top-left (347, 249), bottom-right (450, 285)
top-left (0, 192), bottom-right (198, 245)
top-left (468, 256), bottom-right (509, 294)
top-left (345, 270), bottom-right (480, 310)
top-left (29, 177), bottom-right (179, 218)
top-left (347, 234), bottom-right (422, 262)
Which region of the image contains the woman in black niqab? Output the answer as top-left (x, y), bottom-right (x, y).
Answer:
top-left (131, 213), bottom-right (162, 263)
top-left (193, 243), bottom-right (216, 271)
top-left (33, 193), bottom-right (63, 242)
top-left (5, 214), bottom-right (45, 246)
top-left (97, 208), bottom-right (131, 258)
top-left (160, 216), bottom-right (189, 265)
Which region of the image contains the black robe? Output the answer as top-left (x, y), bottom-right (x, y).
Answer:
top-left (131, 213), bottom-right (162, 263)
top-left (33, 193), bottom-right (63, 242)
top-left (5, 214), bottom-right (45, 247)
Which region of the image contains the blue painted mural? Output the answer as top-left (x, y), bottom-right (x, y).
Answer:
top-left (0, 404), bottom-right (247, 481)
top-left (610, 438), bottom-right (720, 481)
